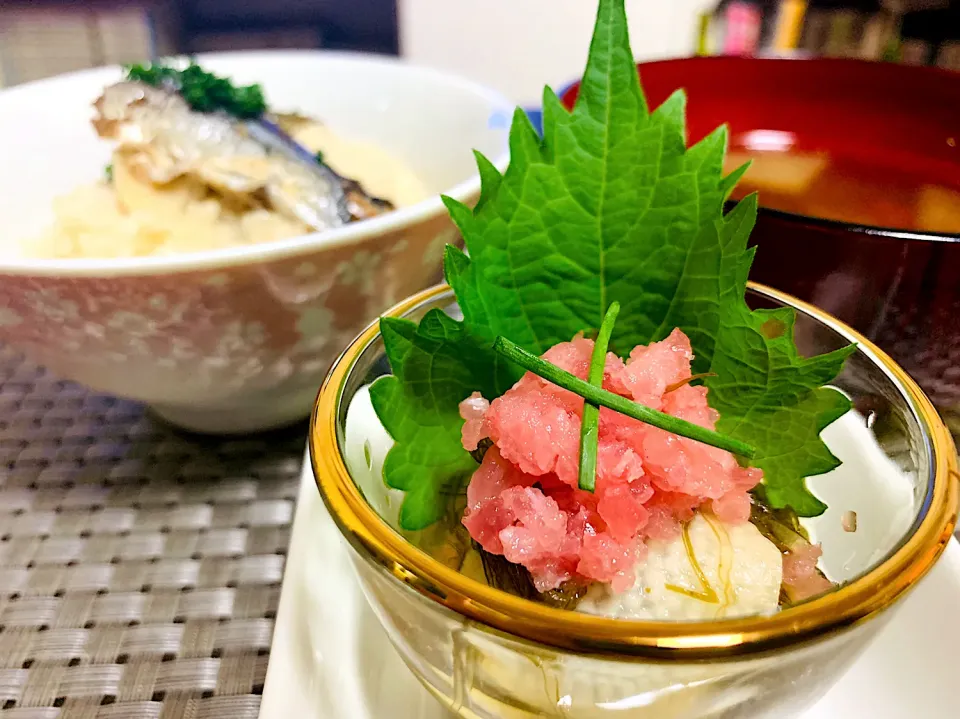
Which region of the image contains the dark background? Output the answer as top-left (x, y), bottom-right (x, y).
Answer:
top-left (0, 0), bottom-right (400, 87)
top-left (181, 0), bottom-right (399, 54)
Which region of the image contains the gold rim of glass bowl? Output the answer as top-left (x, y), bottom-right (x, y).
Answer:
top-left (310, 282), bottom-right (959, 659)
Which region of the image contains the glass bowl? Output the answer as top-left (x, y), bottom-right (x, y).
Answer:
top-left (310, 283), bottom-right (958, 719)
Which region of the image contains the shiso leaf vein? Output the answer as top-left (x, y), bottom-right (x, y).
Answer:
top-left (370, 0), bottom-right (854, 530)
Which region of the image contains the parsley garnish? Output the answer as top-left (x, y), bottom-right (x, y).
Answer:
top-left (125, 61), bottom-right (266, 119)
top-left (369, 0), bottom-right (854, 530)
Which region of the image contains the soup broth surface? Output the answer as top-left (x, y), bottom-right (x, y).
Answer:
top-left (725, 148), bottom-right (960, 234)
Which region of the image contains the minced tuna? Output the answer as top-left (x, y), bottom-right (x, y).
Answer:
top-left (459, 329), bottom-right (763, 593)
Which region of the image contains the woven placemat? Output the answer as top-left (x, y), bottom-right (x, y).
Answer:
top-left (0, 345), bottom-right (306, 718)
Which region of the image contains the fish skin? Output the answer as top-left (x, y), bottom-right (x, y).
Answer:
top-left (93, 80), bottom-right (351, 232)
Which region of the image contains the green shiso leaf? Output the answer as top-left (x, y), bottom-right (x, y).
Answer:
top-left (369, 309), bottom-right (514, 529)
top-left (371, 0), bottom-right (854, 530)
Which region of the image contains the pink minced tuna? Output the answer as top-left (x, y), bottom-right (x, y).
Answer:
top-left (781, 543), bottom-right (833, 601)
top-left (459, 329), bottom-right (762, 593)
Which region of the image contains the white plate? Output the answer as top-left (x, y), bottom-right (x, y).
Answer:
top-left (260, 453), bottom-right (960, 719)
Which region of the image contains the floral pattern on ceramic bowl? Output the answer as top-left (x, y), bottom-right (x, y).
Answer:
top-left (0, 52), bottom-right (511, 432)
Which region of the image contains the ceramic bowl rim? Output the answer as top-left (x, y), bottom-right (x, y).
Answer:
top-left (309, 282), bottom-right (959, 659)
top-left (0, 50), bottom-right (514, 278)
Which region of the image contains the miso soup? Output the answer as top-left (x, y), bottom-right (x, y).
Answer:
top-left (725, 148), bottom-right (960, 234)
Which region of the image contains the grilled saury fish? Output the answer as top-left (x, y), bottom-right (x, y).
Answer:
top-left (93, 80), bottom-right (394, 232)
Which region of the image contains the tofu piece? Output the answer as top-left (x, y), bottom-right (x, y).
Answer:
top-left (917, 184), bottom-right (960, 234)
top-left (578, 513), bottom-right (782, 621)
top-left (725, 150), bottom-right (828, 196)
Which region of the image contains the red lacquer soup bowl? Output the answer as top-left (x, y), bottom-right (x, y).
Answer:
top-left (560, 57), bottom-right (960, 437)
